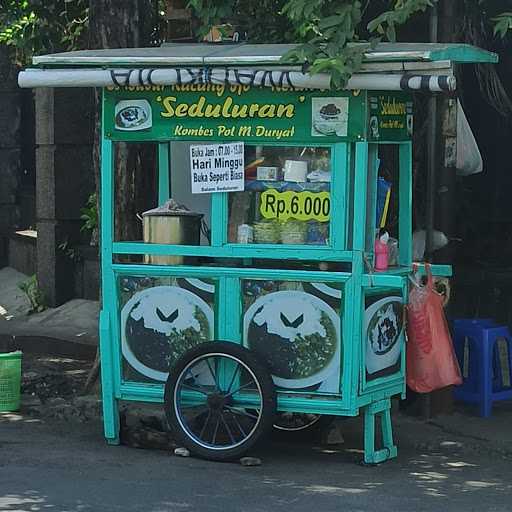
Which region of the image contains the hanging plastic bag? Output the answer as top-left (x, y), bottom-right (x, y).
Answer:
top-left (406, 265), bottom-right (462, 393)
top-left (456, 100), bottom-right (483, 176)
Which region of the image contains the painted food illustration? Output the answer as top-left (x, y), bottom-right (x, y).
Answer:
top-left (116, 105), bottom-right (149, 129)
top-left (312, 98), bottom-right (348, 137)
top-left (319, 103), bottom-right (342, 120)
top-left (121, 286), bottom-right (213, 381)
top-left (309, 282), bottom-right (343, 299)
top-left (245, 291), bottom-right (340, 387)
top-left (365, 296), bottom-right (404, 375)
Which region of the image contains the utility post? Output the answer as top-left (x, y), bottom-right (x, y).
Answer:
top-left (436, 0), bottom-right (459, 265)
top-left (422, 0), bottom-right (459, 418)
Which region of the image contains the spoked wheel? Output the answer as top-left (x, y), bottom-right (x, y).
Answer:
top-left (165, 342), bottom-right (276, 461)
top-left (273, 413), bottom-right (323, 432)
top-left (271, 413), bottom-right (335, 441)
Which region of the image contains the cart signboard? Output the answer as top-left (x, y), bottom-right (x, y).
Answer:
top-left (103, 85), bottom-right (367, 142)
top-left (105, 86), bottom-right (413, 144)
top-left (368, 92), bottom-right (413, 142)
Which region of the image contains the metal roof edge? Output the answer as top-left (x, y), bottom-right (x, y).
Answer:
top-left (31, 42), bottom-right (499, 67)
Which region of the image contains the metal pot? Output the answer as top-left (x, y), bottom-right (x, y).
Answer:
top-left (142, 209), bottom-right (203, 265)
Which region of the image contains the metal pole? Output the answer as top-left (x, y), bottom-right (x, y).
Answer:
top-left (425, 4), bottom-right (438, 262)
top-left (421, 3), bottom-right (439, 421)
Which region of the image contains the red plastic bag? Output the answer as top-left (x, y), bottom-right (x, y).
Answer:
top-left (406, 265), bottom-right (462, 393)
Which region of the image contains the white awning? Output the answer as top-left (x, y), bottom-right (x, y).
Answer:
top-left (18, 67), bottom-right (456, 92)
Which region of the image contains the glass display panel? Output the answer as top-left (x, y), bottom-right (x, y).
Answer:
top-left (242, 279), bottom-right (342, 394)
top-left (228, 146), bottom-right (332, 246)
top-left (119, 275), bottom-right (216, 383)
top-left (112, 142), bottom-right (158, 243)
top-left (169, 141), bottom-right (212, 245)
top-left (366, 145), bottom-right (400, 267)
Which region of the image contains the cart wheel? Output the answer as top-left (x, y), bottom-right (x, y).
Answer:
top-left (273, 413), bottom-right (324, 432)
top-left (271, 413), bottom-right (335, 442)
top-left (164, 342), bottom-right (276, 461)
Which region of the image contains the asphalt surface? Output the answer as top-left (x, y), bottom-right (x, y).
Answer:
top-left (1, 411), bottom-right (511, 512)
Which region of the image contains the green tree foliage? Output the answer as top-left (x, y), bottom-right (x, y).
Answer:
top-left (187, 0), bottom-right (512, 87)
top-left (0, 0), bottom-right (89, 65)
top-left (1, 0), bottom-right (511, 84)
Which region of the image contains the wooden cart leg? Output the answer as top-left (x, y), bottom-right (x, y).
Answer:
top-left (99, 310), bottom-right (120, 445)
top-left (363, 398), bottom-right (397, 464)
top-left (102, 394), bottom-right (120, 446)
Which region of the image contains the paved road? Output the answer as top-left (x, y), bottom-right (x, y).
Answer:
top-left (1, 411), bottom-right (511, 512)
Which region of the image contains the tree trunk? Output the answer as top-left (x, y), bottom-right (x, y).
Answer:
top-left (89, 0), bottom-right (156, 245)
top-left (87, 0), bottom-right (157, 389)
top-left (421, 0), bottom-right (459, 419)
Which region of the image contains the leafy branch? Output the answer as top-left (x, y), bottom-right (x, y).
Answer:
top-left (80, 193), bottom-right (98, 234)
top-left (0, 0), bottom-right (89, 65)
top-left (186, 0), bottom-right (512, 89)
top-left (492, 12), bottom-right (512, 38)
top-left (282, 0), bottom-right (438, 88)
top-left (18, 274), bottom-right (46, 314)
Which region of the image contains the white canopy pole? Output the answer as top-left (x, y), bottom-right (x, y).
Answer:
top-left (18, 67), bottom-right (456, 92)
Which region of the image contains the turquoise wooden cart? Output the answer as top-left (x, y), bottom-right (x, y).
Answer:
top-left (19, 43), bottom-right (497, 463)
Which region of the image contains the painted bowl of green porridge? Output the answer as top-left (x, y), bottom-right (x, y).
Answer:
top-left (121, 286), bottom-right (213, 382)
top-left (244, 291), bottom-right (341, 389)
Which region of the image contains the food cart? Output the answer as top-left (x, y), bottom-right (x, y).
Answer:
top-left (19, 42), bottom-right (497, 463)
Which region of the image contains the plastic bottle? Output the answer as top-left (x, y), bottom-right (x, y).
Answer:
top-left (375, 231), bottom-right (389, 271)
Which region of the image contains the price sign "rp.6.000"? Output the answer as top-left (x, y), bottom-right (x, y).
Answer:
top-left (259, 189), bottom-right (330, 222)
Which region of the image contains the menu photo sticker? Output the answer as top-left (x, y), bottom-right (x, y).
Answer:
top-left (115, 99), bottom-right (153, 131)
top-left (311, 97), bottom-right (349, 137)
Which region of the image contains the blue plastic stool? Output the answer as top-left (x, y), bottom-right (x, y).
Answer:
top-left (452, 321), bottom-right (512, 417)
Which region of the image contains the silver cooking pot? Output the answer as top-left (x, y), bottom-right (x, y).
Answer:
top-left (141, 208), bottom-right (203, 265)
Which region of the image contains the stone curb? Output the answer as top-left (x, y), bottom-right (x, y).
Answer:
top-left (0, 333), bottom-right (96, 360)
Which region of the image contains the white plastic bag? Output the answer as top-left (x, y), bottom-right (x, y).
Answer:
top-left (456, 100), bottom-right (483, 176)
top-left (412, 230), bottom-right (449, 261)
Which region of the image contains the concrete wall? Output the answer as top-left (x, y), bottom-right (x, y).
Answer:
top-left (8, 231), bottom-right (37, 276)
top-left (0, 47), bottom-right (23, 267)
top-left (35, 88), bottom-right (95, 306)
top-left (74, 246), bottom-right (100, 301)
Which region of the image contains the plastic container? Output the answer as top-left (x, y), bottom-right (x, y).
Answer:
top-left (375, 234), bottom-right (389, 271)
top-left (0, 351), bottom-right (22, 412)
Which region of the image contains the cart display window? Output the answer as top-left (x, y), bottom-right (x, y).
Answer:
top-left (228, 145), bottom-right (333, 246)
top-left (364, 143), bottom-right (412, 268)
top-left (242, 278), bottom-right (342, 394)
top-left (111, 142), bottom-right (159, 243)
top-left (118, 275), bottom-right (216, 383)
top-left (112, 141), bottom-right (212, 247)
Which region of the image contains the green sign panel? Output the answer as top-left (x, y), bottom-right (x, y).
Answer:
top-left (103, 85), bottom-right (367, 143)
top-left (368, 92), bottom-right (413, 142)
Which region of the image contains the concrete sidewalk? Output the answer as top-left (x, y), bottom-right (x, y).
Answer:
top-left (0, 267), bottom-right (32, 320)
top-left (426, 401), bottom-right (512, 458)
top-left (0, 267), bottom-right (97, 358)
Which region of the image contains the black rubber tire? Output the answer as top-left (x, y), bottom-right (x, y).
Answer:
top-left (164, 341), bottom-right (276, 461)
top-left (273, 413), bottom-right (333, 433)
top-left (271, 414), bottom-right (335, 442)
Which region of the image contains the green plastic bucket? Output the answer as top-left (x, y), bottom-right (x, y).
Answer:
top-left (0, 351), bottom-right (22, 412)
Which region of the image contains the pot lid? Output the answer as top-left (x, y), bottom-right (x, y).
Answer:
top-left (141, 199), bottom-right (203, 217)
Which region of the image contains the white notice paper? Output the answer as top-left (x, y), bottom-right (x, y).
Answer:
top-left (190, 142), bottom-right (245, 194)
